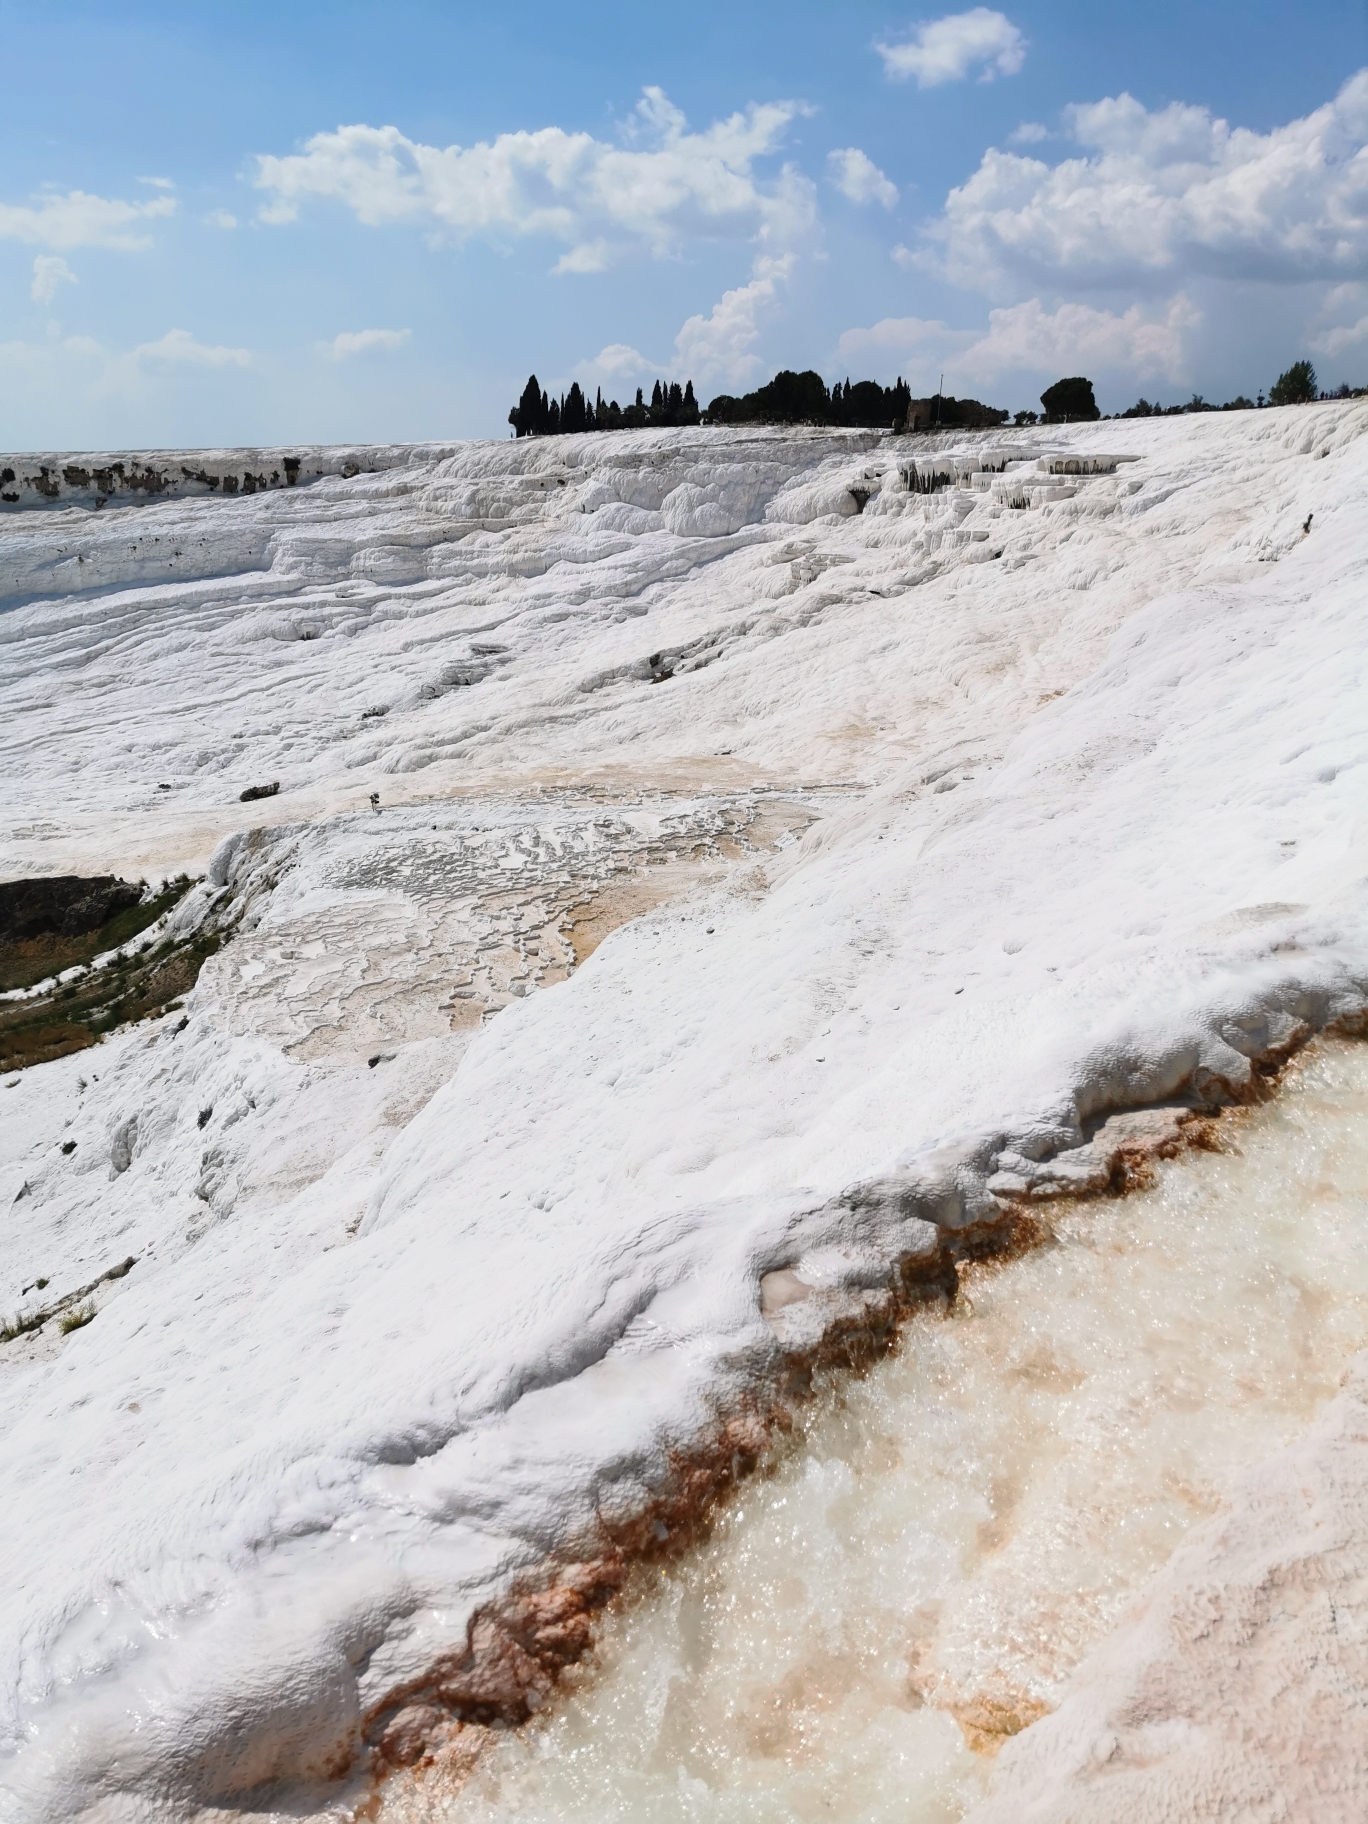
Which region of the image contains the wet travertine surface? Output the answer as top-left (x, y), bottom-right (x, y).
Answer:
top-left (383, 1040), bottom-right (1368, 1823)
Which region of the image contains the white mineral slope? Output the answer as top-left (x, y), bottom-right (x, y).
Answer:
top-left (1, 408), bottom-right (1367, 1820)
top-left (2, 411), bottom-right (1345, 883)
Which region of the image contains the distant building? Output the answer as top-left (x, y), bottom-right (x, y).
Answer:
top-left (903, 394), bottom-right (1009, 432)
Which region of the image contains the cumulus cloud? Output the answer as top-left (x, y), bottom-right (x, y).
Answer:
top-left (673, 255), bottom-right (795, 387)
top-left (254, 88), bottom-right (809, 270)
top-left (328, 327), bottom-right (411, 359)
top-left (576, 342), bottom-right (657, 385)
top-left (877, 9), bottom-right (1025, 87)
top-left (553, 239), bottom-right (611, 274)
top-left (133, 328), bottom-right (251, 368)
top-left (959, 294), bottom-right (1199, 382)
top-left (1312, 314), bottom-right (1368, 355)
top-left (205, 209), bottom-right (238, 230)
top-left (837, 313), bottom-right (972, 364)
top-left (0, 188), bottom-right (175, 250)
top-left (838, 294), bottom-right (1199, 389)
top-left (924, 70), bottom-right (1368, 293)
top-left (578, 252), bottom-right (798, 392)
top-left (827, 148), bottom-right (898, 208)
top-left (31, 255), bottom-right (76, 305)
top-left (1309, 285), bottom-right (1368, 356)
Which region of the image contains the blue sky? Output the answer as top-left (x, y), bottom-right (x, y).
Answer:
top-left (2, 0), bottom-right (1367, 449)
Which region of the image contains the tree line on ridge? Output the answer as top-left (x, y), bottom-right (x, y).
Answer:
top-left (509, 360), bottom-right (1364, 438)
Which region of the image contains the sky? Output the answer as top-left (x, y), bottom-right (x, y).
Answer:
top-left (2, 0), bottom-right (1367, 450)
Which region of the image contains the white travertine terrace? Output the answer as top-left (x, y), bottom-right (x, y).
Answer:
top-left (1, 405), bottom-right (1366, 1819)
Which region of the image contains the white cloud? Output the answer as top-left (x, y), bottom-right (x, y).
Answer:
top-left (958, 294), bottom-right (1200, 383)
top-left (139, 176), bottom-right (176, 190)
top-left (327, 327), bottom-right (412, 359)
top-left (838, 293), bottom-right (1199, 390)
top-left (672, 254), bottom-right (794, 387)
top-left (579, 251), bottom-right (800, 392)
top-left (31, 255), bottom-right (76, 305)
top-left (925, 70), bottom-right (1368, 293)
top-left (0, 189), bottom-right (175, 250)
top-left (1008, 121), bottom-right (1049, 145)
top-left (1309, 281), bottom-right (1368, 356)
top-left (837, 313), bottom-right (972, 363)
top-left (553, 239), bottom-right (611, 274)
top-left (577, 342), bottom-right (656, 385)
top-left (877, 9), bottom-right (1025, 87)
top-left (1312, 314), bottom-right (1368, 355)
top-left (0, 326), bottom-right (254, 428)
top-left (828, 148), bottom-right (898, 208)
top-left (205, 209), bottom-right (238, 230)
top-left (253, 88), bottom-right (809, 268)
top-left (133, 328), bottom-right (251, 368)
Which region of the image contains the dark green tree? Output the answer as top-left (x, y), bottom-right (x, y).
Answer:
top-left (562, 381), bottom-right (587, 434)
top-left (1040, 376), bottom-right (1100, 422)
top-left (509, 373), bottom-right (545, 437)
top-left (1269, 361), bottom-right (1317, 406)
top-left (744, 369), bottom-right (831, 422)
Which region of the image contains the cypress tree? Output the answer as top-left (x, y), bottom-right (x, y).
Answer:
top-left (651, 379), bottom-right (664, 414)
top-left (511, 373), bottom-right (543, 437)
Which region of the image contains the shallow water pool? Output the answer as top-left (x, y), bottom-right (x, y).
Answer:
top-left (396, 1039), bottom-right (1368, 1822)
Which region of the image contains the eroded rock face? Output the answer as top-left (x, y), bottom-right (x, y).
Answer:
top-left (0, 448), bottom-right (355, 512)
top-left (0, 875), bottom-right (141, 943)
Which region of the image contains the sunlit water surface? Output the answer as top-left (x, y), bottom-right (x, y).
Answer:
top-left (400, 1040), bottom-right (1368, 1823)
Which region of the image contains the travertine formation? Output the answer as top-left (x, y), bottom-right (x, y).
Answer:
top-left (1, 406), bottom-right (1366, 1820)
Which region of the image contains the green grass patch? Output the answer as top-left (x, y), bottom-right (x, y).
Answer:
top-left (0, 896), bottom-right (223, 1073)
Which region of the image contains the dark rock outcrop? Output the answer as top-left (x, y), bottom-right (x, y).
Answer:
top-left (0, 876), bottom-right (142, 944)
